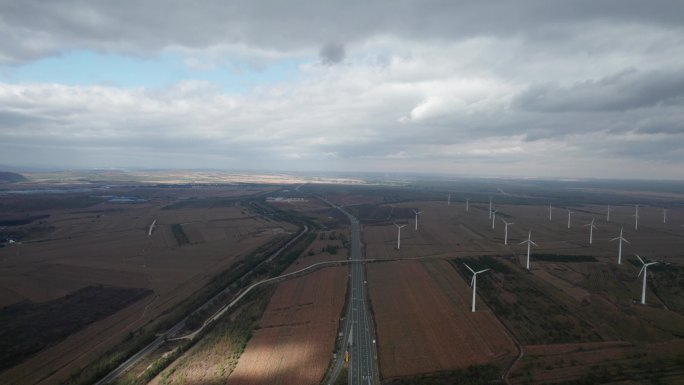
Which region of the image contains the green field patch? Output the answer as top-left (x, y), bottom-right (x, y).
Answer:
top-left (0, 285), bottom-right (151, 371)
top-left (649, 263), bottom-right (684, 316)
top-left (170, 223), bottom-right (190, 246)
top-left (162, 197), bottom-right (239, 210)
top-left (0, 214), bottom-right (50, 226)
top-left (452, 257), bottom-right (601, 345)
top-left (0, 195), bottom-right (106, 212)
top-left (383, 363), bottom-right (500, 385)
top-left (532, 254), bottom-right (597, 263)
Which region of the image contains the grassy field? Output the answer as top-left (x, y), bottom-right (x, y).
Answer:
top-left (170, 224), bottom-right (190, 246)
top-left (0, 285), bottom-right (151, 371)
top-left (382, 364), bottom-right (501, 385)
top-left (454, 256), bottom-right (602, 345)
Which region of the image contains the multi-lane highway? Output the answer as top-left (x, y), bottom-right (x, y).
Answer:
top-left (323, 199), bottom-right (378, 385)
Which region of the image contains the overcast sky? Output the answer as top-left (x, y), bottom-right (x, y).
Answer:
top-left (1, 1), bottom-right (683, 179)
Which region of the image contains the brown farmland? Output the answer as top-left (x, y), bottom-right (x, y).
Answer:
top-left (367, 259), bottom-right (516, 379)
top-left (227, 263), bottom-right (348, 385)
top-left (0, 186), bottom-right (296, 385)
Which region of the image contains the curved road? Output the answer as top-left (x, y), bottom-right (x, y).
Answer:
top-left (95, 224), bottom-right (309, 385)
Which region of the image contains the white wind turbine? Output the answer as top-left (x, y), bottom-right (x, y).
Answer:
top-left (464, 263), bottom-right (490, 312)
top-left (549, 203), bottom-right (552, 221)
top-left (519, 230), bottom-right (538, 270)
top-left (447, 194), bottom-right (451, 206)
top-left (394, 223), bottom-right (406, 250)
top-left (466, 198), bottom-right (470, 212)
top-left (663, 208), bottom-right (667, 224)
top-left (567, 209), bottom-right (575, 229)
top-left (635, 254), bottom-right (658, 305)
top-left (610, 227), bottom-right (629, 265)
top-left (606, 204), bottom-right (611, 222)
top-left (584, 217), bottom-right (597, 244)
top-left (502, 219), bottom-right (514, 245)
top-left (633, 204), bottom-right (640, 231)
top-left (491, 209), bottom-right (498, 229)
top-left (413, 209), bottom-right (421, 231)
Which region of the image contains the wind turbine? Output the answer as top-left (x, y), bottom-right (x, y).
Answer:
top-left (491, 209), bottom-right (498, 229)
top-left (489, 197), bottom-right (492, 219)
top-left (606, 204), bottom-right (611, 222)
top-left (394, 223), bottom-right (406, 250)
top-left (584, 217), bottom-right (597, 244)
top-left (567, 209), bottom-right (574, 229)
top-left (635, 254), bottom-right (658, 305)
top-left (610, 227), bottom-right (629, 265)
top-left (663, 208), bottom-right (667, 224)
top-left (447, 194), bottom-right (451, 206)
top-left (465, 198), bottom-right (470, 212)
top-left (633, 204), bottom-right (639, 231)
top-left (413, 209), bottom-right (421, 231)
top-left (464, 263), bottom-right (490, 312)
top-left (519, 230), bottom-right (537, 270)
top-left (502, 219), bottom-right (514, 245)
top-left (549, 203), bottom-right (552, 221)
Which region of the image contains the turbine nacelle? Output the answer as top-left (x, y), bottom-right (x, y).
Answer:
top-left (635, 253), bottom-right (658, 277)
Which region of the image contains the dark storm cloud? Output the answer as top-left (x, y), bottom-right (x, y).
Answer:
top-left (1, 0), bottom-right (683, 64)
top-left (319, 42), bottom-right (345, 65)
top-left (512, 68), bottom-right (684, 113)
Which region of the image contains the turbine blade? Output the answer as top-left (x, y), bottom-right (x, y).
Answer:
top-left (477, 268), bottom-right (490, 274)
top-left (470, 277), bottom-right (475, 287)
top-left (623, 238), bottom-right (630, 244)
top-left (464, 263), bottom-right (475, 274)
top-left (635, 254), bottom-right (644, 264)
top-left (530, 241), bottom-right (538, 247)
top-left (610, 237), bottom-right (619, 242)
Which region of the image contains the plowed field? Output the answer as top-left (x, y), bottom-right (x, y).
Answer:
top-left (227, 265), bottom-right (348, 385)
top-left (367, 259), bottom-right (516, 379)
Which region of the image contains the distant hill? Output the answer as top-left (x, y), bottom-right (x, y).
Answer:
top-left (0, 172), bottom-right (27, 183)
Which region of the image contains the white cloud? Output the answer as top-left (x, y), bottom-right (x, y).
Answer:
top-left (0, 1), bottom-right (683, 178)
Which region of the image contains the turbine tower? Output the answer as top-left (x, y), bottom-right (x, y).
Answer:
top-left (549, 203), bottom-right (552, 221)
top-left (633, 204), bottom-right (639, 231)
top-left (606, 204), bottom-right (611, 222)
top-left (519, 230), bottom-right (538, 270)
top-left (502, 219), bottom-right (514, 245)
top-left (413, 209), bottom-right (421, 231)
top-left (636, 254), bottom-right (658, 305)
top-left (447, 194), bottom-right (451, 206)
top-left (663, 208), bottom-right (667, 224)
top-left (464, 263), bottom-right (490, 312)
top-left (567, 209), bottom-right (574, 229)
top-left (466, 198), bottom-right (470, 212)
top-left (584, 217), bottom-right (597, 244)
top-left (394, 223), bottom-right (406, 250)
top-left (610, 227), bottom-right (629, 265)
top-left (491, 209), bottom-right (498, 229)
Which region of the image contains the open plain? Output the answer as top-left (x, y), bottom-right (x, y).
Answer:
top-left (0, 184), bottom-right (296, 385)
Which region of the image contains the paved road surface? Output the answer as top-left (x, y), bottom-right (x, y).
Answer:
top-left (323, 199), bottom-right (378, 385)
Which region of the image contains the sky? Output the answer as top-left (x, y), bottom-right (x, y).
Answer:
top-left (1, 1), bottom-right (683, 179)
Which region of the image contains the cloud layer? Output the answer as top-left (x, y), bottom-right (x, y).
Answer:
top-left (1, 1), bottom-right (683, 178)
